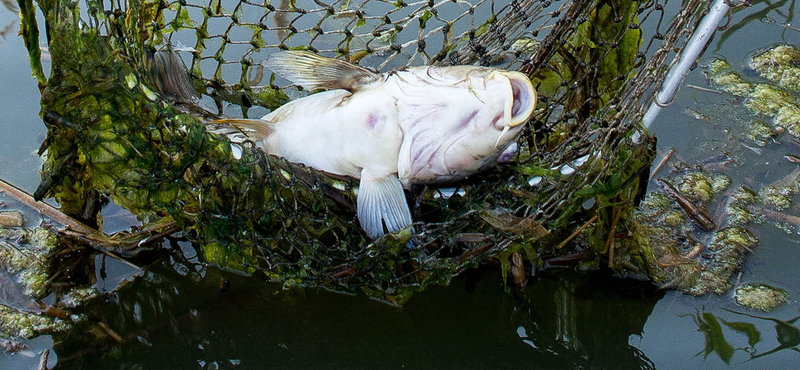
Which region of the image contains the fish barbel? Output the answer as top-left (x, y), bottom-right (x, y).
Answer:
top-left (220, 51), bottom-right (537, 240)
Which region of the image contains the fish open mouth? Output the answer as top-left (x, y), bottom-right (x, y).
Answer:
top-left (506, 72), bottom-right (537, 126)
top-left (494, 71), bottom-right (537, 147)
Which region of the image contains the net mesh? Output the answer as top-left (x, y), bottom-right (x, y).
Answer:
top-left (20, 0), bottom-right (723, 303)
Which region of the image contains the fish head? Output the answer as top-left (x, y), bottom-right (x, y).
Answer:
top-left (396, 67), bottom-right (537, 184)
top-left (437, 70), bottom-right (536, 179)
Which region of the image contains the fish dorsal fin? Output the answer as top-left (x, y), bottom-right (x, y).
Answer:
top-left (264, 50), bottom-right (380, 92)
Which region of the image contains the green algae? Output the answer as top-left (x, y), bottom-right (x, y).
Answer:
top-left (750, 45), bottom-right (800, 92)
top-left (734, 283), bottom-right (790, 312)
top-left (0, 227), bottom-right (58, 298)
top-left (0, 306), bottom-right (72, 339)
top-left (707, 55), bottom-right (800, 138)
top-left (635, 167), bottom-right (759, 295)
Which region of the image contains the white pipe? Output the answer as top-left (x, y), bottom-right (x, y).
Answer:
top-left (642, 0), bottom-right (731, 129)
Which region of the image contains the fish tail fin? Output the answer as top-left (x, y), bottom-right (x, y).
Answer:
top-left (209, 118), bottom-right (274, 142)
top-left (264, 50), bottom-right (380, 92)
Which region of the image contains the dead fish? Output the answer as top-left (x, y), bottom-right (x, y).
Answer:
top-left (219, 51), bottom-right (537, 240)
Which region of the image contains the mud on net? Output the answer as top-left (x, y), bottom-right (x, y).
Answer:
top-left (21, 0), bottom-right (717, 303)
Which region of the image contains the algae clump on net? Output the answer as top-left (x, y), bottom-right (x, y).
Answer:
top-left (18, 0), bottom-right (723, 304)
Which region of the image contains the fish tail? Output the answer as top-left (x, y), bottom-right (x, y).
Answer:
top-left (209, 118), bottom-right (274, 142)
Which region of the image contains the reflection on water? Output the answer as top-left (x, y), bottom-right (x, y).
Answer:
top-left (513, 272), bottom-right (663, 369)
top-left (1, 0), bottom-right (17, 14)
top-left (714, 0), bottom-right (798, 53)
top-left (0, 0), bottom-right (17, 47)
top-left (681, 309), bottom-right (800, 364)
top-left (52, 240), bottom-right (664, 369)
top-left (0, 21), bottom-right (14, 42)
top-left (734, 311), bottom-right (800, 360)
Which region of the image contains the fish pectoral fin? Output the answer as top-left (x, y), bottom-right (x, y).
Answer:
top-left (264, 50), bottom-right (381, 92)
top-left (209, 118), bottom-right (274, 142)
top-left (356, 171), bottom-right (413, 240)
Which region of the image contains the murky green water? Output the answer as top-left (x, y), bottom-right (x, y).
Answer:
top-left (2, 1), bottom-right (800, 369)
top-left (52, 246), bottom-right (665, 369)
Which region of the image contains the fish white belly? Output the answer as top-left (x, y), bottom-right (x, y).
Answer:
top-left (263, 89), bottom-right (403, 180)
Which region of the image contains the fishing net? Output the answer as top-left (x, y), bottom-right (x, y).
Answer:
top-left (17, 0), bottom-right (729, 303)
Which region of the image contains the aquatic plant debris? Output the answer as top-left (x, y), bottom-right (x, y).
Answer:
top-left (707, 56), bottom-right (800, 138)
top-left (725, 166), bottom-right (800, 234)
top-left (637, 43), bottom-right (800, 297)
top-left (0, 226), bottom-right (57, 298)
top-left (637, 168), bottom-right (758, 295)
top-left (0, 305), bottom-right (72, 339)
top-left (0, 225), bottom-right (97, 344)
top-left (750, 45), bottom-right (800, 92)
top-left (734, 283), bottom-right (789, 312)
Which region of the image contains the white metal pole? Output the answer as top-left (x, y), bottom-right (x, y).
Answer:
top-left (642, 0), bottom-right (731, 129)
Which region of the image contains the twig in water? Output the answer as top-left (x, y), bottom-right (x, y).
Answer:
top-left (657, 178), bottom-right (717, 231)
top-left (98, 249), bottom-right (142, 271)
top-left (778, 23), bottom-right (800, 32)
top-left (685, 84), bottom-right (722, 94)
top-left (649, 149), bottom-right (675, 181)
top-left (784, 154), bottom-right (800, 165)
top-left (37, 349), bottom-right (49, 370)
top-left (761, 208), bottom-right (800, 226)
top-left (98, 322), bottom-right (124, 342)
top-left (0, 176), bottom-right (180, 253)
top-left (681, 234), bottom-right (706, 259)
top-left (0, 210), bottom-right (23, 227)
top-left (555, 215), bottom-right (598, 250)
top-left (0, 177), bottom-right (105, 239)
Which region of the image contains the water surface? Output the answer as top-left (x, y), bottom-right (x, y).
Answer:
top-left (1, 1), bottom-right (800, 369)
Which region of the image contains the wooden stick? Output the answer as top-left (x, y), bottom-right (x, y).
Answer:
top-left (761, 208), bottom-right (800, 226)
top-left (555, 215), bottom-right (597, 250)
top-left (98, 322), bottom-right (123, 342)
top-left (0, 210), bottom-right (24, 227)
top-left (649, 149), bottom-right (674, 181)
top-left (98, 248), bottom-right (142, 271)
top-left (0, 177), bottom-right (105, 239)
top-left (657, 178), bottom-right (717, 231)
top-left (604, 208), bottom-right (622, 253)
top-left (685, 84), bottom-right (722, 94)
top-left (38, 349), bottom-right (49, 370)
top-left (0, 177), bottom-right (179, 253)
top-left (682, 234), bottom-right (706, 259)
top-left (608, 241), bottom-right (616, 268)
